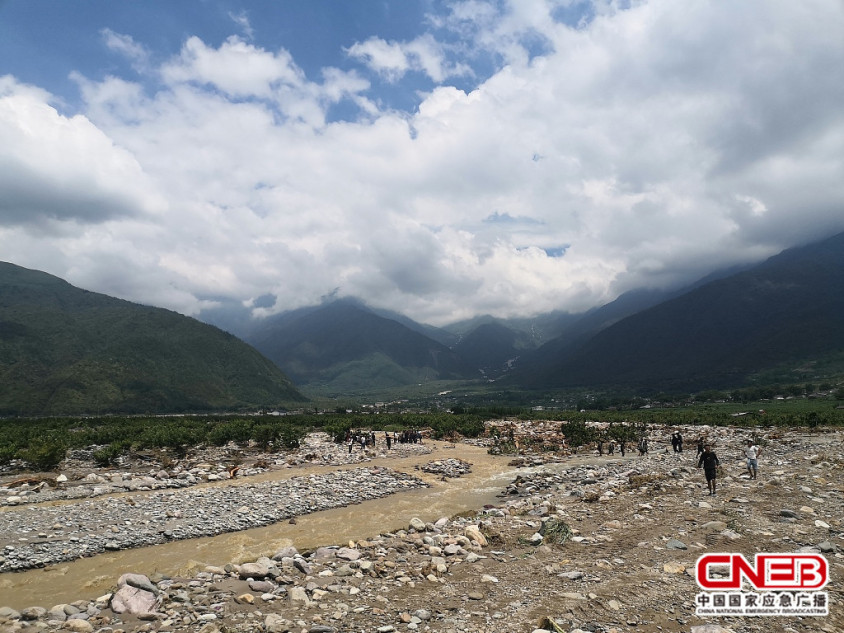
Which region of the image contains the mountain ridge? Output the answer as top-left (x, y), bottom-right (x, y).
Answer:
top-left (0, 262), bottom-right (306, 415)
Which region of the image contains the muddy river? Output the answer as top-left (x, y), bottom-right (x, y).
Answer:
top-left (1, 442), bottom-right (534, 609)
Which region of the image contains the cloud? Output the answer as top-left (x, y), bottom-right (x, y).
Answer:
top-left (346, 34), bottom-right (470, 83)
top-left (0, 76), bottom-right (163, 228)
top-left (101, 28), bottom-right (150, 73)
top-left (2, 0), bottom-right (843, 327)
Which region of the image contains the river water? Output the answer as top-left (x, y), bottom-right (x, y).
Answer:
top-left (0, 442), bottom-right (525, 609)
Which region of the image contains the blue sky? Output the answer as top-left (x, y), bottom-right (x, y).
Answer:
top-left (1, 0), bottom-right (843, 328)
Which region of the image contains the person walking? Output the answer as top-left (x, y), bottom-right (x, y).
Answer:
top-left (697, 444), bottom-right (720, 495)
top-left (744, 440), bottom-right (761, 479)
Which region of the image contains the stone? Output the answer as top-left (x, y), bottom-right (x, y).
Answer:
top-left (265, 613), bottom-right (292, 633)
top-left (336, 547), bottom-right (361, 561)
top-left (110, 573), bottom-right (158, 615)
top-left (409, 517), bottom-right (426, 531)
top-left (666, 538), bottom-right (687, 550)
top-left (63, 619), bottom-right (94, 632)
top-left (273, 546), bottom-right (299, 560)
top-left (663, 561), bottom-right (686, 573)
top-left (288, 586), bottom-right (311, 607)
top-left (20, 606), bottom-right (47, 620)
top-left (465, 525), bottom-right (488, 547)
top-left (238, 562), bottom-right (270, 579)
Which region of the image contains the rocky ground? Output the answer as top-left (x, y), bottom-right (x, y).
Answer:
top-left (0, 424), bottom-right (842, 633)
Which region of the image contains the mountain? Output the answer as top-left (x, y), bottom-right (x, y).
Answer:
top-left (514, 232), bottom-right (844, 391)
top-left (245, 300), bottom-right (471, 390)
top-left (0, 263), bottom-right (305, 415)
top-left (451, 322), bottom-right (521, 378)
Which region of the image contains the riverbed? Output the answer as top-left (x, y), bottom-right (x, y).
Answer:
top-left (0, 441), bottom-right (522, 609)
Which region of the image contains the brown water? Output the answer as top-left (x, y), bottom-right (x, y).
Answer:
top-left (0, 442), bottom-right (524, 609)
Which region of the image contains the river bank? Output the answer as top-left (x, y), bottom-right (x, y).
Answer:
top-left (1, 425), bottom-right (842, 633)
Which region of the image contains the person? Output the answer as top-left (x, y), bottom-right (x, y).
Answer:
top-left (348, 435), bottom-right (354, 454)
top-left (671, 432), bottom-right (679, 453)
top-left (676, 432), bottom-right (683, 453)
top-left (696, 437), bottom-right (705, 456)
top-left (697, 444), bottom-right (720, 495)
top-left (744, 440), bottom-right (761, 479)
top-left (386, 431), bottom-right (392, 449)
top-left (608, 441), bottom-right (615, 455)
top-left (597, 439), bottom-right (604, 456)
top-left (619, 440), bottom-right (626, 457)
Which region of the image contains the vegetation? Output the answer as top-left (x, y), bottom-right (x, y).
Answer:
top-left (0, 262), bottom-right (305, 416)
top-left (2, 392), bottom-right (841, 472)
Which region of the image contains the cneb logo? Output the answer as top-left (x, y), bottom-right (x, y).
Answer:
top-left (696, 553), bottom-right (828, 591)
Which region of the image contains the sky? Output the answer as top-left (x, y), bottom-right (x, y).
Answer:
top-left (1, 0), bottom-right (843, 330)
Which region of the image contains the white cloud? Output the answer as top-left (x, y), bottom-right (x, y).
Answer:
top-left (2, 0), bottom-right (844, 327)
top-left (0, 76), bottom-right (164, 228)
top-left (101, 29), bottom-right (150, 73)
top-left (346, 34), bottom-right (470, 83)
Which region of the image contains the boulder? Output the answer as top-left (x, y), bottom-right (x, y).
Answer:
top-left (110, 573), bottom-right (158, 615)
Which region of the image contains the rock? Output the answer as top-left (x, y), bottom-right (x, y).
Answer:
top-left (265, 613), bottom-right (293, 633)
top-left (465, 525), bottom-right (488, 547)
top-left (467, 591), bottom-right (484, 600)
top-left (666, 538), bottom-right (687, 550)
top-left (238, 562), bottom-right (270, 579)
top-left (273, 546), bottom-right (299, 560)
top-left (409, 517), bottom-right (426, 531)
top-left (701, 521), bottom-right (727, 531)
top-left (780, 509), bottom-right (799, 518)
top-left (63, 619), bottom-right (94, 632)
top-left (110, 573), bottom-right (158, 615)
top-left (663, 561), bottom-right (686, 573)
top-left (288, 586), bottom-right (311, 607)
top-left (336, 547), bottom-right (361, 561)
top-left (20, 606), bottom-right (47, 620)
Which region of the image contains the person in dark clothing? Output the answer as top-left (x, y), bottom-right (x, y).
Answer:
top-left (697, 444), bottom-right (720, 495)
top-left (619, 440), bottom-right (626, 457)
top-left (386, 432), bottom-right (391, 449)
top-left (696, 437), bottom-right (704, 456)
top-left (676, 432), bottom-right (683, 453)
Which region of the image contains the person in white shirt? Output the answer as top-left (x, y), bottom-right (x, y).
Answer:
top-left (744, 440), bottom-right (761, 479)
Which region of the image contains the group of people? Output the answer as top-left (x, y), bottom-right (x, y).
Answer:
top-left (344, 429), bottom-right (424, 453)
top-left (696, 438), bottom-right (762, 495)
top-left (593, 427), bottom-right (762, 496)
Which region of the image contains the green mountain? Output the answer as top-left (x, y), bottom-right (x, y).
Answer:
top-left (246, 299), bottom-right (471, 391)
top-left (0, 263), bottom-right (305, 415)
top-left (514, 231), bottom-right (844, 392)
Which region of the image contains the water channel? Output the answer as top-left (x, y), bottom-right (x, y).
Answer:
top-left (1, 441), bottom-right (526, 609)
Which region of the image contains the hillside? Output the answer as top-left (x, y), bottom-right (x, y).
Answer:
top-left (0, 263), bottom-right (305, 415)
top-left (246, 300), bottom-right (472, 390)
top-left (514, 231), bottom-right (844, 391)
